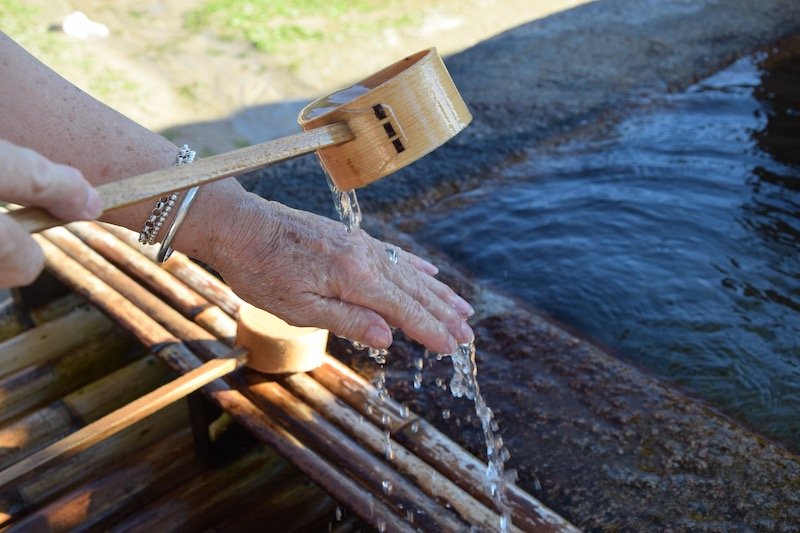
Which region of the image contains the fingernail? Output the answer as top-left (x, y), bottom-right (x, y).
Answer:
top-left (365, 324), bottom-right (392, 348)
top-left (457, 321), bottom-right (474, 344)
top-left (453, 295), bottom-right (475, 317)
top-left (422, 259), bottom-right (439, 275)
top-left (82, 188), bottom-right (103, 219)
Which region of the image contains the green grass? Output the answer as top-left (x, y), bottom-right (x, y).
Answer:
top-left (184, 0), bottom-right (411, 53)
top-left (0, 0), bottom-right (59, 52)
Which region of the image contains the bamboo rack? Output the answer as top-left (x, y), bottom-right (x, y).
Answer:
top-left (0, 219), bottom-right (576, 532)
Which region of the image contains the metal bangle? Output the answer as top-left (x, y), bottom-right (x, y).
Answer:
top-left (156, 185), bottom-right (199, 263)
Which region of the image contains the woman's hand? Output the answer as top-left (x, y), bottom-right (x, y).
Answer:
top-left (208, 194), bottom-right (474, 355)
top-left (0, 139), bottom-right (102, 288)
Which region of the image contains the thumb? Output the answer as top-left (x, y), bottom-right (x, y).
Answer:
top-left (0, 139), bottom-right (101, 221)
top-left (0, 214), bottom-right (45, 288)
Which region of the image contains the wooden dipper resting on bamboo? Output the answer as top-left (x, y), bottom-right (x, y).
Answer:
top-left (10, 48), bottom-right (471, 234)
top-left (235, 303), bottom-right (328, 374)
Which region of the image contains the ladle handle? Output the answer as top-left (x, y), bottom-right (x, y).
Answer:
top-left (11, 122), bottom-right (353, 234)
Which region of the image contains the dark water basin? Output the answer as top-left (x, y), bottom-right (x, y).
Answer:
top-left (398, 41), bottom-right (800, 449)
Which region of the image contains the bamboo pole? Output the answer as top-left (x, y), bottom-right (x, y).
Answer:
top-left (41, 226), bottom-right (230, 358)
top-left (11, 123), bottom-right (353, 234)
top-left (101, 223), bottom-right (243, 318)
top-left (281, 372), bottom-right (509, 532)
top-left (67, 223), bottom-right (236, 339)
top-left (0, 293), bottom-right (87, 344)
top-left (216, 481), bottom-right (338, 533)
top-left (311, 358), bottom-right (577, 532)
top-left (107, 445), bottom-right (295, 532)
top-left (62, 354), bottom-right (174, 425)
top-left (0, 332), bottom-right (142, 426)
top-left (0, 356), bottom-right (243, 491)
top-left (0, 299), bottom-right (24, 343)
top-left (30, 232), bottom-right (417, 532)
top-left (4, 428), bottom-right (201, 532)
top-left (0, 354), bottom-right (173, 470)
top-left (211, 388), bottom-right (416, 533)
top-left (0, 305), bottom-right (115, 379)
top-left (0, 400), bottom-right (188, 527)
top-left (241, 374), bottom-right (470, 532)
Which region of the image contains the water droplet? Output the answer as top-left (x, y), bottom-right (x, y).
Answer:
top-left (383, 430), bottom-right (395, 460)
top-left (369, 347), bottom-right (387, 365)
top-left (386, 246), bottom-right (399, 264)
top-left (335, 506), bottom-right (343, 521)
top-left (406, 509), bottom-right (415, 523)
top-left (381, 413), bottom-right (390, 427)
top-left (378, 518), bottom-right (387, 532)
top-left (366, 405), bottom-right (374, 415)
top-left (400, 405), bottom-right (410, 418)
top-left (442, 409), bottom-right (451, 420)
top-left (410, 421), bottom-right (419, 433)
top-left (499, 514), bottom-right (510, 532)
top-left (382, 480), bottom-right (393, 495)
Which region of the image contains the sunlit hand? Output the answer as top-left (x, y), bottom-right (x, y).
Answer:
top-left (0, 139), bottom-right (102, 288)
top-left (211, 195), bottom-right (474, 354)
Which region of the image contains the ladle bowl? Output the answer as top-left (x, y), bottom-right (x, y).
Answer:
top-left (299, 48), bottom-right (472, 191)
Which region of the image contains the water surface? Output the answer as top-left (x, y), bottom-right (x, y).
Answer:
top-left (399, 44), bottom-right (800, 448)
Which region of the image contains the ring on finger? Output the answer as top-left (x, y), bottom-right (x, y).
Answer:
top-left (385, 246), bottom-right (399, 264)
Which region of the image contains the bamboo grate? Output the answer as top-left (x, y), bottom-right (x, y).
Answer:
top-left (0, 220), bottom-right (577, 532)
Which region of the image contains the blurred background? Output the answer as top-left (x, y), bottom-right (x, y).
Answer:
top-left (0, 0), bottom-right (588, 154)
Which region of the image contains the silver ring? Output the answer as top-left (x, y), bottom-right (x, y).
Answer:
top-left (385, 246), bottom-right (399, 264)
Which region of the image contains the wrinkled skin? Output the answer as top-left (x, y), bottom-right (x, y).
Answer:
top-left (212, 195), bottom-right (474, 355)
top-left (0, 138), bottom-right (101, 288)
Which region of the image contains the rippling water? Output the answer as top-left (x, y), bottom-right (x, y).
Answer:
top-left (399, 43), bottom-right (800, 448)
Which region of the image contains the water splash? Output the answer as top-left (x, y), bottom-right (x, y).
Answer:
top-left (446, 342), bottom-right (513, 532)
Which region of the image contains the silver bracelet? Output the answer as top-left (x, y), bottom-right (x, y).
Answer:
top-left (156, 185), bottom-right (199, 263)
top-left (138, 144), bottom-right (196, 245)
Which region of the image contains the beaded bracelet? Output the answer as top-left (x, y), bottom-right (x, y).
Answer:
top-left (138, 144), bottom-right (196, 245)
